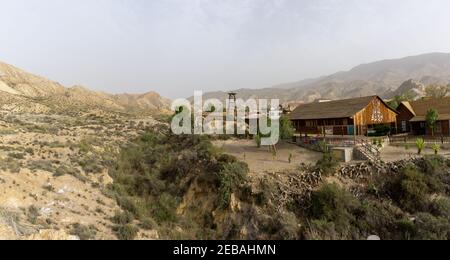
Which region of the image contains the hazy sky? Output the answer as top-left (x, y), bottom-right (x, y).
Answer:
top-left (1, 0), bottom-right (450, 98)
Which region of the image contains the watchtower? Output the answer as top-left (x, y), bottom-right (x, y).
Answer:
top-left (227, 92), bottom-right (237, 113)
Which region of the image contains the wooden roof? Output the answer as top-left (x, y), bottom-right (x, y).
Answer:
top-left (403, 97), bottom-right (450, 122)
top-left (289, 96), bottom-right (396, 120)
top-left (399, 101), bottom-right (416, 116)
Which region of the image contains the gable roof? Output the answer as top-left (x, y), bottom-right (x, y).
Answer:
top-left (289, 96), bottom-right (396, 120)
top-left (399, 101), bottom-right (416, 116)
top-left (403, 97), bottom-right (450, 122)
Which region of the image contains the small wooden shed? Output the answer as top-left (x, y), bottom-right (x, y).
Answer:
top-left (397, 97), bottom-right (450, 136)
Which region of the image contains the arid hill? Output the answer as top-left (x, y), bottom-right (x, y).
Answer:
top-left (0, 61), bottom-right (170, 114)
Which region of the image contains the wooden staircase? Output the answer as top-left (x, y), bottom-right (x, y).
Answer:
top-left (354, 139), bottom-right (381, 162)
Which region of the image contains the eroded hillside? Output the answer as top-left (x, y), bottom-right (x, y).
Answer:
top-left (105, 126), bottom-right (450, 240)
top-left (0, 61), bottom-right (171, 114)
top-left (0, 109), bottom-right (160, 240)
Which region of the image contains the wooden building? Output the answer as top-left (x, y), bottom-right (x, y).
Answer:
top-left (396, 97), bottom-right (450, 136)
top-left (289, 96), bottom-right (398, 136)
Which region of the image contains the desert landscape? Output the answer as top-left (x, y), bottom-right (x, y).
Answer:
top-left (3, 1), bottom-right (450, 243)
top-left (1, 56), bottom-right (450, 240)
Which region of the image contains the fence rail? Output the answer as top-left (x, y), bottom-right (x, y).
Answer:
top-left (293, 135), bottom-right (382, 152)
top-left (389, 135), bottom-right (450, 144)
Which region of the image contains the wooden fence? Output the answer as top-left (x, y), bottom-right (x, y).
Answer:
top-left (389, 134), bottom-right (450, 144)
top-left (293, 135), bottom-right (381, 151)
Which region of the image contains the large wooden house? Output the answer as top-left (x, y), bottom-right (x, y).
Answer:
top-left (289, 96), bottom-right (398, 136)
top-left (396, 97), bottom-right (450, 136)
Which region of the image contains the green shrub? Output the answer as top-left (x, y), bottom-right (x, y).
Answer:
top-left (316, 152), bottom-right (339, 175)
top-left (70, 223), bottom-right (97, 240)
top-left (259, 211), bottom-right (300, 240)
top-left (140, 218), bottom-right (157, 230)
top-left (115, 224), bottom-right (139, 240)
top-left (305, 219), bottom-right (345, 240)
top-left (356, 200), bottom-right (409, 240)
top-left (275, 211), bottom-right (300, 240)
top-left (108, 127), bottom-right (250, 239)
top-left (416, 138), bottom-right (425, 155)
top-left (8, 152), bottom-right (25, 160)
top-left (420, 156), bottom-right (446, 193)
top-left (112, 211), bottom-right (134, 225)
top-left (0, 158), bottom-right (22, 173)
top-left (413, 213), bottom-right (450, 240)
top-left (151, 193), bottom-right (178, 223)
top-left (385, 164), bottom-right (430, 212)
top-left (28, 160), bottom-right (54, 173)
top-left (217, 162), bottom-right (249, 209)
top-left (431, 143), bottom-right (441, 155)
top-left (77, 156), bottom-right (103, 174)
top-left (395, 218), bottom-right (416, 240)
top-left (430, 197), bottom-right (450, 217)
top-left (115, 196), bottom-right (143, 218)
top-left (310, 184), bottom-right (359, 233)
top-left (422, 155), bottom-right (445, 174)
top-left (24, 148), bottom-right (34, 155)
top-left (53, 165), bottom-right (87, 182)
top-left (368, 125), bottom-right (390, 137)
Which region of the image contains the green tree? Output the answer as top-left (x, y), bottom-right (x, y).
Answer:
top-left (279, 116), bottom-right (295, 140)
top-left (426, 109), bottom-right (439, 136)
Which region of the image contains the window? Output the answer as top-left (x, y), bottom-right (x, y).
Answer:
top-left (401, 121), bottom-right (407, 132)
top-left (436, 122), bottom-right (442, 134)
top-left (306, 120), bottom-right (317, 127)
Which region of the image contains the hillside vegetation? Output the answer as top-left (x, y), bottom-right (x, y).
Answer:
top-left (109, 125), bottom-right (450, 240)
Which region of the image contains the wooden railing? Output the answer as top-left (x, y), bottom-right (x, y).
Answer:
top-left (389, 134), bottom-right (450, 144)
top-left (355, 138), bottom-right (380, 159)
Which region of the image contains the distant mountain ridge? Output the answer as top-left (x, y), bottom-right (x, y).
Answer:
top-left (198, 53), bottom-right (450, 104)
top-left (0, 61), bottom-right (170, 114)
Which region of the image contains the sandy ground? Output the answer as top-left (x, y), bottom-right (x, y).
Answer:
top-left (0, 112), bottom-right (160, 240)
top-left (0, 169), bottom-right (118, 240)
top-left (214, 139), bottom-right (323, 173)
top-left (380, 145), bottom-right (450, 162)
top-left (215, 139), bottom-right (450, 172)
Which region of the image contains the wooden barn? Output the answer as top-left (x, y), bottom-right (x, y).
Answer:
top-left (396, 97), bottom-right (450, 136)
top-left (289, 96), bottom-right (398, 136)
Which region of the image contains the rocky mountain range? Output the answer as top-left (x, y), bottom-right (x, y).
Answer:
top-left (198, 53), bottom-right (450, 104)
top-left (0, 61), bottom-right (171, 114)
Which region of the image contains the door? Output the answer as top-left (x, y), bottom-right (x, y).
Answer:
top-left (348, 126), bottom-right (355, 135)
top-left (436, 121), bottom-right (443, 135)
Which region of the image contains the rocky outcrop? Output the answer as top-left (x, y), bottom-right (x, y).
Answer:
top-left (391, 79), bottom-right (426, 99)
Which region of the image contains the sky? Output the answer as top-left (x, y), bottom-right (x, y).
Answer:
top-left (1, 0), bottom-right (450, 98)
